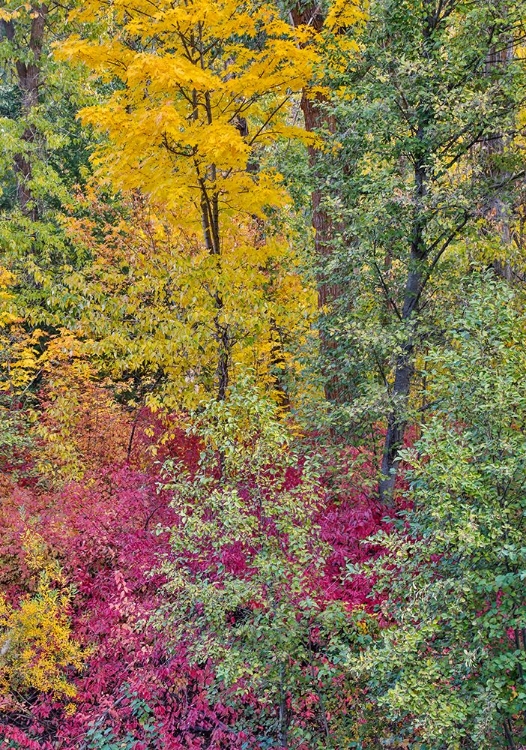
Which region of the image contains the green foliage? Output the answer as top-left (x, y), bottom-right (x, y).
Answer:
top-left (353, 275), bottom-right (526, 748)
top-left (0, 1), bottom-right (95, 328)
top-left (156, 382), bottom-right (377, 747)
top-left (316, 0), bottom-right (526, 444)
top-left (3, 1), bottom-right (526, 747)
top-left (83, 690), bottom-right (158, 750)
top-left (0, 405), bottom-right (33, 475)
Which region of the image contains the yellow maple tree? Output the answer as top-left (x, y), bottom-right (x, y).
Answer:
top-left (61, 0), bottom-right (315, 219)
top-left (58, 0), bottom-right (317, 403)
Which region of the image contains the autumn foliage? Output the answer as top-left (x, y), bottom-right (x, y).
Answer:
top-left (0, 359), bottom-right (385, 747)
top-left (2, 0), bottom-right (526, 747)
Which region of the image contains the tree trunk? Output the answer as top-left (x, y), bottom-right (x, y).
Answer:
top-left (216, 313), bottom-right (230, 402)
top-left (379, 345), bottom-right (414, 502)
top-left (379, 156), bottom-right (427, 504)
top-left (1, 4), bottom-right (48, 220)
top-left (483, 38), bottom-right (515, 279)
top-left (290, 6), bottom-right (346, 404)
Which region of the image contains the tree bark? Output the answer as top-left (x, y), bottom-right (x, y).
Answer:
top-left (290, 6), bottom-right (346, 404)
top-left (379, 149), bottom-right (428, 503)
top-left (1, 4), bottom-right (48, 220)
top-left (483, 38), bottom-right (515, 279)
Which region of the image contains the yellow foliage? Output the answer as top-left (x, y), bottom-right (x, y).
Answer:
top-left (63, 194), bottom-right (317, 411)
top-left (0, 534), bottom-right (85, 709)
top-left (54, 0), bottom-right (322, 408)
top-left (0, 267), bottom-right (17, 327)
top-left (0, 266), bottom-right (45, 404)
top-left (325, 0), bottom-right (367, 31)
top-left (34, 330), bottom-right (132, 482)
top-left (0, 290), bottom-right (43, 401)
top-left (58, 0), bottom-right (317, 230)
top-left (22, 530), bottom-right (65, 584)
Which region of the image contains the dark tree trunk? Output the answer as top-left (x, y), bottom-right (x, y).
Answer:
top-left (196, 156), bottom-right (232, 402)
top-left (216, 313), bottom-right (230, 402)
top-left (379, 156), bottom-right (427, 503)
top-left (1, 5), bottom-right (48, 220)
top-left (483, 39), bottom-right (515, 280)
top-left (379, 344), bottom-right (414, 502)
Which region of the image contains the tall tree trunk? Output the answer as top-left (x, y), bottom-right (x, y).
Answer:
top-left (290, 6), bottom-right (346, 404)
top-left (1, 4), bottom-right (48, 220)
top-left (196, 157), bottom-right (232, 402)
top-left (483, 38), bottom-right (515, 279)
top-left (379, 154), bottom-right (428, 503)
top-left (379, 7), bottom-right (437, 503)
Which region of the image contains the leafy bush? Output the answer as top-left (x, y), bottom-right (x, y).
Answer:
top-left (355, 277), bottom-right (526, 748)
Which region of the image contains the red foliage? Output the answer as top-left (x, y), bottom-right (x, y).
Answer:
top-left (317, 446), bottom-right (394, 607)
top-left (0, 410), bottom-right (394, 748)
top-left (0, 441), bottom-right (251, 747)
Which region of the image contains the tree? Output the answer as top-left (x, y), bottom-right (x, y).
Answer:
top-left (1, 2), bottom-right (47, 221)
top-left (58, 188), bottom-right (316, 413)
top-left (60, 0), bottom-right (317, 402)
top-left (322, 0), bottom-right (526, 500)
top-left (0, 0), bottom-right (93, 318)
top-left (289, 0), bottom-right (366, 405)
top-left (156, 383), bottom-right (379, 748)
